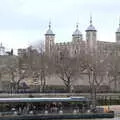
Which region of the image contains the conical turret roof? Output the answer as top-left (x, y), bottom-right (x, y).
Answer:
top-left (45, 22), bottom-right (55, 35)
top-left (86, 16), bottom-right (96, 31)
top-left (72, 23), bottom-right (82, 36)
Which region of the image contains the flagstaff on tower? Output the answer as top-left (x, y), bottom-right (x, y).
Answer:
top-left (90, 15), bottom-right (92, 25)
top-left (76, 22), bottom-right (79, 29)
top-left (49, 21), bottom-right (51, 29)
top-left (116, 17), bottom-right (120, 42)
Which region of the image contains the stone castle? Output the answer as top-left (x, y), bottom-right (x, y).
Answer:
top-left (18, 17), bottom-right (120, 58)
top-left (16, 17), bottom-right (120, 92)
top-left (45, 17), bottom-right (120, 58)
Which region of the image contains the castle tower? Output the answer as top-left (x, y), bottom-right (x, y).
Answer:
top-left (72, 23), bottom-right (82, 42)
top-left (86, 16), bottom-right (97, 51)
top-left (116, 18), bottom-right (120, 43)
top-left (45, 22), bottom-right (55, 55)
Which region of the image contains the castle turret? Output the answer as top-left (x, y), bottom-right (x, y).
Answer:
top-left (72, 23), bottom-right (82, 42)
top-left (45, 22), bottom-right (55, 55)
top-left (116, 18), bottom-right (120, 43)
top-left (86, 16), bottom-right (97, 51)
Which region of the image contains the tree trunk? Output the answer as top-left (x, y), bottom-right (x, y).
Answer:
top-left (91, 70), bottom-right (96, 109)
top-left (66, 78), bottom-right (71, 93)
top-left (114, 76), bottom-right (117, 92)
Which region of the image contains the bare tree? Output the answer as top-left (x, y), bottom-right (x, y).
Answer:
top-left (79, 49), bottom-right (109, 109)
top-left (107, 51), bottom-right (120, 92)
top-left (37, 41), bottom-right (47, 92)
top-left (26, 41), bottom-right (48, 92)
top-left (0, 64), bottom-right (8, 91)
top-left (54, 48), bottom-right (79, 93)
top-left (6, 56), bottom-right (27, 93)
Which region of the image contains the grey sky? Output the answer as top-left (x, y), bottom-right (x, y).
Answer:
top-left (0, 0), bottom-right (120, 52)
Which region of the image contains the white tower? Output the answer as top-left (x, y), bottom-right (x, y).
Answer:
top-left (45, 22), bottom-right (55, 55)
top-left (86, 16), bottom-right (97, 51)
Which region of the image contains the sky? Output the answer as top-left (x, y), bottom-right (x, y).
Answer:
top-left (0, 0), bottom-right (120, 53)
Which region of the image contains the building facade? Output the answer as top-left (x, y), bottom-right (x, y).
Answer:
top-left (45, 18), bottom-right (120, 58)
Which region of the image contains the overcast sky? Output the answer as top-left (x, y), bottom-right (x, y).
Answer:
top-left (0, 0), bottom-right (120, 53)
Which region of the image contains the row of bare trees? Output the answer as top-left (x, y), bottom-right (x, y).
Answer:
top-left (1, 43), bottom-right (120, 96)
